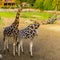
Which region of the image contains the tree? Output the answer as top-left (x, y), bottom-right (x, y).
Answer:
top-left (34, 0), bottom-right (44, 10)
top-left (16, 0), bottom-right (27, 4)
top-left (15, 0), bottom-right (20, 5)
top-left (27, 0), bottom-right (36, 6)
top-left (52, 0), bottom-right (57, 10)
top-left (52, 0), bottom-right (60, 11)
top-left (43, 0), bottom-right (53, 10)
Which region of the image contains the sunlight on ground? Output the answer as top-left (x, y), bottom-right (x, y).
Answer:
top-left (46, 25), bottom-right (60, 32)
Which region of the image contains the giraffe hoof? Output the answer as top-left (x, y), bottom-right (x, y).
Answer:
top-left (7, 49), bottom-right (9, 52)
top-left (30, 55), bottom-right (33, 57)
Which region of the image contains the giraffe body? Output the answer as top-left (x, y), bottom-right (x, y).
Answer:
top-left (3, 4), bottom-right (22, 56)
top-left (17, 21), bottom-right (40, 56)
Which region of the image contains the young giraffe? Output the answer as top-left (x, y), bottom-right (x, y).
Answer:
top-left (3, 3), bottom-right (23, 56)
top-left (17, 21), bottom-right (40, 57)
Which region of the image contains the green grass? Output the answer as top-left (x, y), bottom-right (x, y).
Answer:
top-left (0, 11), bottom-right (54, 20)
top-left (21, 11), bottom-right (53, 20)
top-left (0, 12), bottom-right (16, 18)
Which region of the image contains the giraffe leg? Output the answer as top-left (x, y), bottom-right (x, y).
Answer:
top-left (20, 40), bottom-right (24, 53)
top-left (3, 35), bottom-right (5, 54)
top-left (13, 37), bottom-right (16, 56)
top-left (3, 40), bottom-right (6, 54)
top-left (3, 36), bottom-right (7, 54)
top-left (16, 38), bottom-right (19, 54)
top-left (13, 42), bottom-right (16, 56)
top-left (16, 41), bottom-right (19, 54)
top-left (30, 41), bottom-right (33, 57)
top-left (18, 42), bottom-right (20, 56)
top-left (16, 44), bottom-right (18, 54)
top-left (6, 38), bottom-right (9, 52)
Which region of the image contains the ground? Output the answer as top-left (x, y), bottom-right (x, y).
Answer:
top-left (0, 18), bottom-right (60, 60)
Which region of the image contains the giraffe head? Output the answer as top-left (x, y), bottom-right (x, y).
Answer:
top-left (28, 21), bottom-right (40, 30)
top-left (33, 21), bottom-right (40, 29)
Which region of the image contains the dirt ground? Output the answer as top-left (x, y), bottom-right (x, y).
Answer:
top-left (0, 18), bottom-right (60, 60)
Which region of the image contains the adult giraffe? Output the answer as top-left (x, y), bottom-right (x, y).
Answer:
top-left (3, 1), bottom-right (23, 56)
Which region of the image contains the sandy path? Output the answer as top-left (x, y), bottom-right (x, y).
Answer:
top-left (0, 18), bottom-right (60, 60)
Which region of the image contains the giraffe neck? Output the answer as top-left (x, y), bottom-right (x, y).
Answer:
top-left (12, 4), bottom-right (22, 28)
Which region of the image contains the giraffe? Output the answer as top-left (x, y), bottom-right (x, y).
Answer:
top-left (17, 21), bottom-right (40, 57)
top-left (3, 2), bottom-right (23, 56)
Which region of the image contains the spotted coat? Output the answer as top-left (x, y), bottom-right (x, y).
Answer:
top-left (17, 21), bottom-right (40, 56)
top-left (3, 3), bottom-right (22, 56)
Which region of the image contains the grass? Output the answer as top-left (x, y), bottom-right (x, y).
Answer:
top-left (0, 12), bottom-right (16, 18)
top-left (0, 11), bottom-right (54, 20)
top-left (21, 12), bottom-right (53, 20)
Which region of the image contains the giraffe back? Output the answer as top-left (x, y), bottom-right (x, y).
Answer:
top-left (18, 21), bottom-right (40, 39)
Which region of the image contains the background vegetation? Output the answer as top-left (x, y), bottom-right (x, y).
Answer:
top-left (0, 11), bottom-right (53, 20)
top-left (16, 0), bottom-right (60, 11)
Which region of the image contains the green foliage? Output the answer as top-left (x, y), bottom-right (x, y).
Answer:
top-left (20, 0), bottom-right (27, 2)
top-left (34, 0), bottom-right (44, 10)
top-left (21, 11), bottom-right (53, 20)
top-left (27, 0), bottom-right (36, 6)
top-left (16, 0), bottom-right (20, 4)
top-left (15, 0), bottom-right (60, 10)
top-left (0, 12), bottom-right (16, 18)
top-left (43, 0), bottom-right (53, 10)
top-left (15, 0), bottom-right (36, 7)
top-left (0, 11), bottom-right (53, 20)
top-left (52, 0), bottom-right (56, 10)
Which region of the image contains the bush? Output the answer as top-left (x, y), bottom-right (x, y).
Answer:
top-left (34, 0), bottom-right (44, 10)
